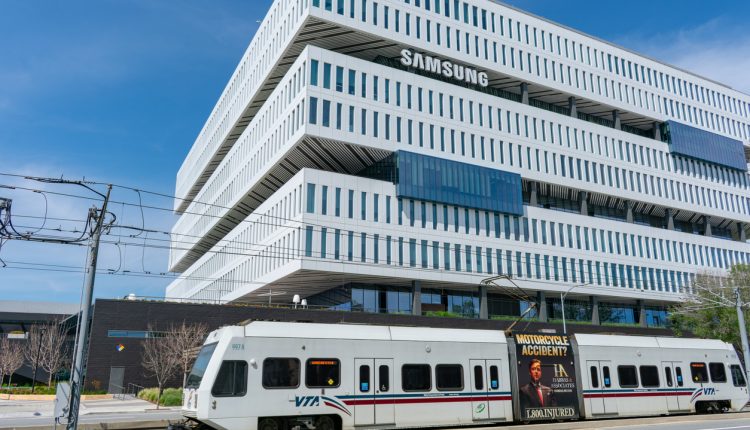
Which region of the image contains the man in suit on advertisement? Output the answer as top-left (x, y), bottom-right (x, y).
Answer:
top-left (519, 359), bottom-right (556, 409)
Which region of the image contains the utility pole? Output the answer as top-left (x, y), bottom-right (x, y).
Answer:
top-left (66, 185), bottom-right (111, 430)
top-left (736, 287), bottom-right (750, 383)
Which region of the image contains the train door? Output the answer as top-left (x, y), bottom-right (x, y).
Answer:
top-left (353, 359), bottom-right (394, 426)
top-left (469, 359), bottom-right (505, 421)
top-left (661, 361), bottom-right (681, 412)
top-left (470, 360), bottom-right (489, 420)
top-left (586, 360), bottom-right (617, 416)
top-left (661, 362), bottom-right (687, 412)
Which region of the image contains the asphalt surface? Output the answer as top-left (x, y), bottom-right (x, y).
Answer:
top-left (1, 399), bottom-right (749, 429)
top-left (483, 412), bottom-right (750, 430)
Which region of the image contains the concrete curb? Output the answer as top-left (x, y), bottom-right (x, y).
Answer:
top-left (9, 419), bottom-right (171, 430)
top-left (1, 394), bottom-right (113, 401)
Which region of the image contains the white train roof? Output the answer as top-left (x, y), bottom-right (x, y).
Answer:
top-left (241, 321), bottom-right (507, 344)
top-left (574, 333), bottom-right (733, 350)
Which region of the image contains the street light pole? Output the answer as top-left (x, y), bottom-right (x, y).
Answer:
top-left (561, 283), bottom-right (591, 334)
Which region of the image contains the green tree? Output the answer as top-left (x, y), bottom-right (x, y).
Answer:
top-left (669, 265), bottom-right (750, 346)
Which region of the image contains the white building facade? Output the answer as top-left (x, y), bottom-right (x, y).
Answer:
top-left (166, 0), bottom-right (750, 327)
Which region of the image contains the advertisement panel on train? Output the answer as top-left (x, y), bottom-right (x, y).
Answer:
top-left (513, 333), bottom-right (579, 421)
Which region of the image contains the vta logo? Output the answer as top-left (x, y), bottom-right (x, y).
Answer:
top-left (295, 396), bottom-right (320, 407)
top-left (690, 387), bottom-right (716, 403)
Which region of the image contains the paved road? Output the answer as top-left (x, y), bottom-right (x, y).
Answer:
top-left (2, 403), bottom-right (749, 429)
top-left (483, 412), bottom-right (750, 430)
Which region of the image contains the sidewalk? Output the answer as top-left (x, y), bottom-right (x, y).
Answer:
top-left (0, 397), bottom-right (182, 429)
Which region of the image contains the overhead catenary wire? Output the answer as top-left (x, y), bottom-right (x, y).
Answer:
top-left (2, 178), bottom-right (741, 281)
top-left (0, 174), bottom-right (732, 301)
top-left (5, 216), bottom-right (707, 295)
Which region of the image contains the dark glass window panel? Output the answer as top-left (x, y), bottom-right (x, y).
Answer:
top-left (709, 362), bottom-right (727, 383)
top-left (186, 343), bottom-right (218, 388)
top-left (489, 365), bottom-right (499, 389)
top-left (359, 365), bottom-right (370, 392)
top-left (212, 361), bottom-right (247, 396)
top-left (474, 366), bottom-right (483, 390)
top-left (590, 366), bottom-right (599, 388)
top-left (603, 366), bottom-right (611, 387)
top-left (379, 365), bottom-right (390, 392)
top-left (262, 358), bottom-right (300, 388)
top-left (690, 362), bottom-right (709, 383)
top-left (306, 359), bottom-right (341, 388)
top-left (617, 366), bottom-right (638, 388)
top-left (731, 365), bottom-right (747, 387)
top-left (402, 364), bottom-right (431, 391)
top-left (436, 364), bottom-right (463, 391)
top-left (639, 366), bottom-right (660, 388)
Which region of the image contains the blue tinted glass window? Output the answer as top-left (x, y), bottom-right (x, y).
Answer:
top-left (323, 63), bottom-right (332, 89)
top-left (321, 185), bottom-right (328, 215)
top-left (305, 226), bottom-right (314, 257)
top-left (306, 184), bottom-right (316, 213)
top-left (309, 97), bottom-right (318, 124)
top-left (409, 239), bottom-right (417, 267)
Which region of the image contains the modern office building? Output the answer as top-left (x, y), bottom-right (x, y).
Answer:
top-left (166, 0), bottom-right (750, 327)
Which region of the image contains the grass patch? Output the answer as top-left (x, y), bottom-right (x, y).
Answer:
top-left (489, 314), bottom-right (537, 321)
top-left (138, 387), bottom-right (183, 406)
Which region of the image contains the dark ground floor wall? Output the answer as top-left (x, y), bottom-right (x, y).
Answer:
top-left (85, 298), bottom-right (678, 393)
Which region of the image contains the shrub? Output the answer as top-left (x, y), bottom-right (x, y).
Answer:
top-left (138, 387), bottom-right (183, 406)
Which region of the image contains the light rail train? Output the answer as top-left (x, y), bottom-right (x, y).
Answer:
top-left (178, 321), bottom-right (748, 430)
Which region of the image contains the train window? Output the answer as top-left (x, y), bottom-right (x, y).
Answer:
top-left (690, 362), bottom-right (709, 383)
top-left (436, 364), bottom-right (463, 391)
top-left (212, 361), bottom-right (248, 397)
top-left (263, 358), bottom-right (300, 388)
top-left (676, 367), bottom-right (684, 386)
top-left (639, 366), bottom-right (660, 388)
top-left (359, 365), bottom-right (370, 392)
top-left (402, 364), bottom-right (431, 391)
top-left (474, 366), bottom-right (484, 390)
top-left (709, 363), bottom-right (727, 383)
top-left (617, 366), bottom-right (638, 388)
top-left (489, 365), bottom-right (499, 389)
top-left (186, 342), bottom-right (218, 388)
top-left (730, 365), bottom-right (747, 387)
top-left (306, 359), bottom-right (341, 388)
top-left (664, 367), bottom-right (673, 387)
top-left (589, 366), bottom-right (599, 388)
top-left (602, 366), bottom-right (611, 388)
top-left (379, 365), bottom-right (390, 392)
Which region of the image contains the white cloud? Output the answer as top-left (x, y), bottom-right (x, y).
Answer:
top-left (615, 18), bottom-right (750, 95)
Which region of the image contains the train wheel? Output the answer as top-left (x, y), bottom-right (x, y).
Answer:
top-left (315, 415), bottom-right (335, 430)
top-left (259, 418), bottom-right (280, 430)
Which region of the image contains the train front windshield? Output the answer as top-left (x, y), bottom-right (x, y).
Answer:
top-left (186, 342), bottom-right (218, 389)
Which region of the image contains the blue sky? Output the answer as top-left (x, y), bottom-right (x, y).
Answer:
top-left (1, 0), bottom-right (748, 303)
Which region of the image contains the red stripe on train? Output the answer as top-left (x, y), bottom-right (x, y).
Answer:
top-left (584, 391), bottom-right (693, 399)
top-left (343, 396), bottom-right (512, 406)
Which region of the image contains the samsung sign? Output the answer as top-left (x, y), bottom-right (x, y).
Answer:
top-left (400, 49), bottom-right (489, 87)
